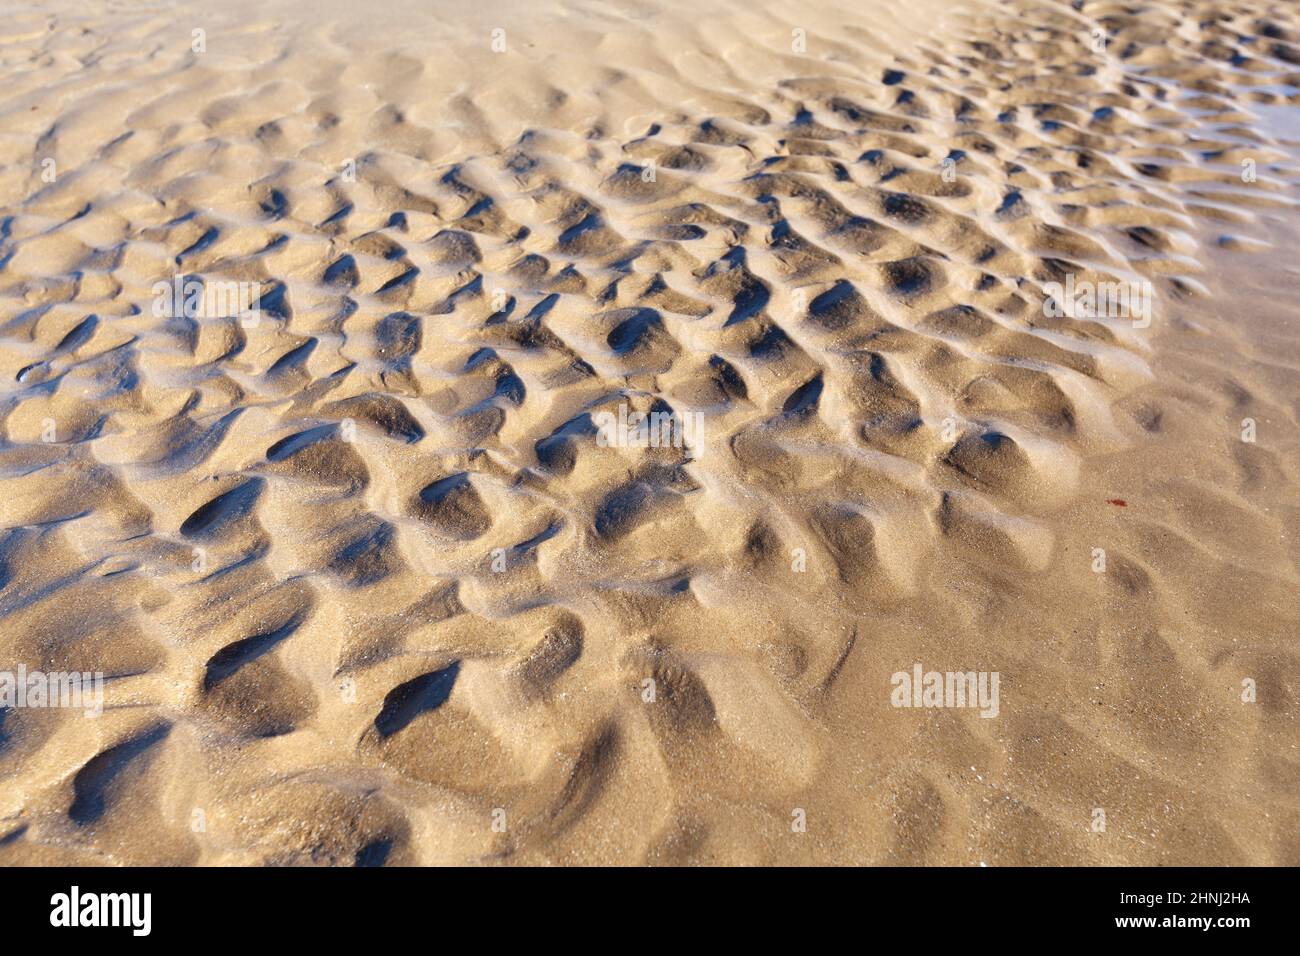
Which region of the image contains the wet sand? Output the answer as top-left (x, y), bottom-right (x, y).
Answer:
top-left (0, 0), bottom-right (1297, 865)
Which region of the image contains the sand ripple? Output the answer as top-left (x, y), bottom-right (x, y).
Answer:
top-left (1, 0), bottom-right (1297, 864)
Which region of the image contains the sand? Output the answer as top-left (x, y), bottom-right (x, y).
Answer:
top-left (0, 0), bottom-right (1297, 865)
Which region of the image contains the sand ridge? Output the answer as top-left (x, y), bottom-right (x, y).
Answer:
top-left (0, 0), bottom-right (1297, 865)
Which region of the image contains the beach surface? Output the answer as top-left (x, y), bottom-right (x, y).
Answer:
top-left (0, 0), bottom-right (1297, 865)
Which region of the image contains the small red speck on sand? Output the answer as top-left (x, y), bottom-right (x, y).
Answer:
top-left (1106, 499), bottom-right (1127, 507)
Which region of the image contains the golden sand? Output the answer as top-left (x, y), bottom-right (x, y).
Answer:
top-left (0, 0), bottom-right (1297, 865)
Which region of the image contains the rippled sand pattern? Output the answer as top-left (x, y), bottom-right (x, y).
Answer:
top-left (1, 0), bottom-right (1297, 864)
